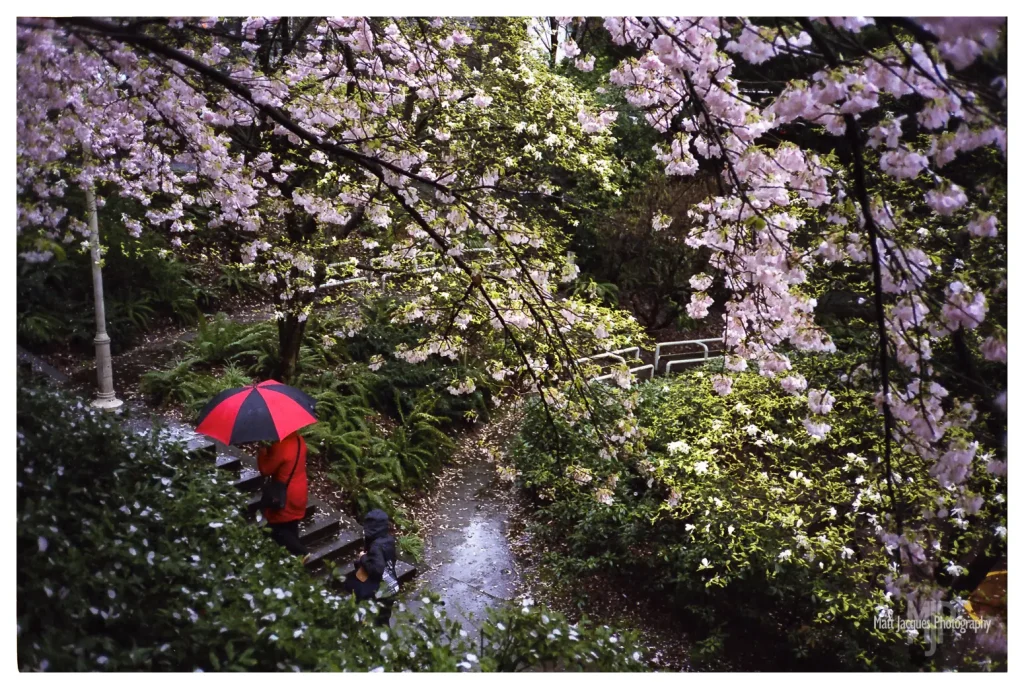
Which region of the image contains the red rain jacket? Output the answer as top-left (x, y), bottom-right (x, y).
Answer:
top-left (257, 434), bottom-right (308, 524)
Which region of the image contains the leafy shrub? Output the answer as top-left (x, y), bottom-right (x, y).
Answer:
top-left (140, 359), bottom-right (252, 411)
top-left (339, 298), bottom-right (492, 423)
top-left (309, 388), bottom-right (457, 516)
top-left (16, 221), bottom-right (227, 353)
top-left (509, 355), bottom-right (1004, 670)
top-left (16, 379), bottom-right (645, 672)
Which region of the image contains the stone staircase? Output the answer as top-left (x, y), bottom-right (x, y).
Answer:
top-left (192, 437), bottom-right (418, 582)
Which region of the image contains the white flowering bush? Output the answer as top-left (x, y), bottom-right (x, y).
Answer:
top-left (16, 379), bottom-right (645, 672)
top-left (510, 352), bottom-right (1004, 669)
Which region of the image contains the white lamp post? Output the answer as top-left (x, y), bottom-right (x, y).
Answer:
top-left (84, 184), bottom-right (123, 410)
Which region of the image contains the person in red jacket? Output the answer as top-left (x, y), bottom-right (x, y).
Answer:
top-left (256, 432), bottom-right (309, 557)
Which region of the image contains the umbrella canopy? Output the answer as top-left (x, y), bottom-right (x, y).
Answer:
top-left (195, 380), bottom-right (317, 446)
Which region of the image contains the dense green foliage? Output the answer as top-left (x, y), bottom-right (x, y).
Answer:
top-left (509, 356), bottom-right (1004, 670)
top-left (16, 378), bottom-right (646, 672)
top-left (17, 214), bottom-right (257, 352)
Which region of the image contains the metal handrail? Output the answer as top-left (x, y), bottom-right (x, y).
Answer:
top-left (654, 338), bottom-right (723, 372)
top-left (575, 347), bottom-right (641, 368)
top-left (665, 355), bottom-right (723, 375)
top-left (579, 352), bottom-right (625, 366)
top-left (591, 364), bottom-right (654, 384)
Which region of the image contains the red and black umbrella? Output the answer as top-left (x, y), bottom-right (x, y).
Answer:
top-left (195, 380), bottom-right (318, 446)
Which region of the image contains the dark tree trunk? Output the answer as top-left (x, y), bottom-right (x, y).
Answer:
top-left (276, 314), bottom-right (307, 384)
top-left (549, 17), bottom-right (559, 69)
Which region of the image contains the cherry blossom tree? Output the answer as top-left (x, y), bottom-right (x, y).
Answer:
top-left (572, 15), bottom-right (1005, 610)
top-left (17, 16), bottom-right (640, 385)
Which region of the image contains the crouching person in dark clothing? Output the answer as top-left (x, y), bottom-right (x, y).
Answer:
top-left (342, 509), bottom-right (399, 626)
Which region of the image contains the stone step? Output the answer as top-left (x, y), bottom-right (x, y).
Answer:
top-left (303, 529), bottom-right (363, 570)
top-left (186, 435), bottom-right (216, 453)
top-left (233, 467), bottom-right (264, 492)
top-left (213, 444), bottom-right (257, 472)
top-left (299, 513), bottom-right (343, 545)
top-left (216, 452), bottom-right (245, 472)
top-left (336, 559), bottom-right (417, 583)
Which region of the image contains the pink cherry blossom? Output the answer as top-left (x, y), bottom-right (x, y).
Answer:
top-left (967, 213), bottom-right (999, 238)
top-left (807, 389), bottom-right (836, 415)
top-left (925, 183), bottom-right (968, 216)
top-left (802, 418), bottom-right (831, 440)
top-left (711, 374), bottom-right (733, 397)
top-left (980, 335), bottom-right (1006, 363)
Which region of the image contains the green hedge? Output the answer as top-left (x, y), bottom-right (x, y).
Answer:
top-left (16, 379), bottom-right (646, 672)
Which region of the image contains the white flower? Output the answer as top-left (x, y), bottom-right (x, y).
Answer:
top-left (693, 461), bottom-right (709, 475)
top-left (727, 525), bottom-right (735, 535)
top-left (700, 558), bottom-right (710, 568)
top-left (667, 440), bottom-right (690, 455)
top-left (778, 549), bottom-right (793, 561)
top-left (994, 525), bottom-right (1007, 539)
top-left (208, 522), bottom-right (224, 528)
top-left (380, 631), bottom-right (389, 641)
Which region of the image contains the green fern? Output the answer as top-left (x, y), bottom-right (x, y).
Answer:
top-left (17, 312), bottom-right (67, 347)
top-left (396, 533), bottom-right (425, 563)
top-left (216, 265), bottom-right (260, 295)
top-left (139, 357), bottom-right (206, 407)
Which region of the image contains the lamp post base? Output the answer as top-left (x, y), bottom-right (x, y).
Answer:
top-left (91, 394), bottom-right (124, 410)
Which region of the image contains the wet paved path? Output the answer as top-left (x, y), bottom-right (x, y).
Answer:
top-left (405, 412), bottom-right (523, 633)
